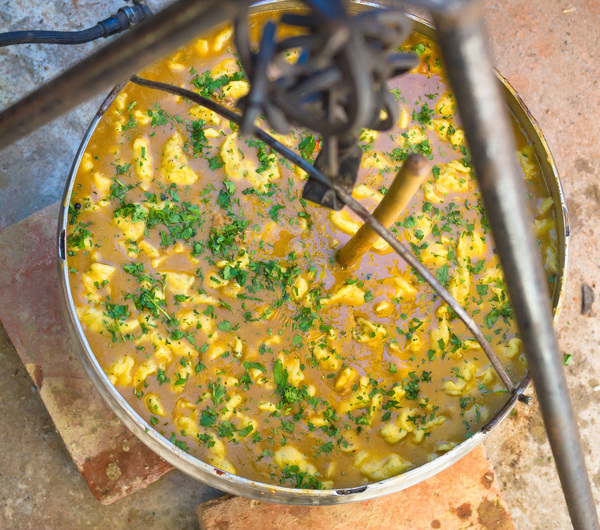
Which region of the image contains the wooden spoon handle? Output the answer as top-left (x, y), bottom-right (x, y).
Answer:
top-left (337, 154), bottom-right (430, 268)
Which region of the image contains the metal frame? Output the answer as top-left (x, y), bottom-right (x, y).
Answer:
top-left (430, 3), bottom-right (597, 526)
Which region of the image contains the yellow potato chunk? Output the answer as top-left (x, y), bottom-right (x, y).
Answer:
top-left (353, 184), bottom-right (384, 204)
top-left (220, 392), bottom-right (242, 421)
top-left (420, 242), bottom-right (448, 266)
top-left (430, 316), bottom-right (449, 352)
top-left (403, 215), bottom-right (432, 246)
top-left (398, 107), bottom-right (410, 129)
top-left (373, 300), bottom-right (394, 317)
top-left (178, 310), bottom-right (215, 335)
top-left (449, 128), bottom-right (465, 146)
top-left (189, 106), bottom-right (221, 125)
top-left (380, 422), bottom-right (408, 445)
top-left (289, 275), bottom-right (309, 302)
top-left (534, 218), bottom-right (556, 237)
top-left (339, 376), bottom-right (373, 414)
top-left (258, 401), bottom-right (277, 413)
top-left (161, 134), bottom-right (198, 185)
top-left (169, 337), bottom-right (196, 358)
top-left (423, 180), bottom-right (445, 203)
top-left (435, 442), bottom-right (458, 454)
top-left (397, 408), bottom-right (418, 433)
top-left (223, 80), bottom-right (250, 99)
top-left (449, 265), bottom-right (470, 304)
top-left (220, 281), bottom-right (241, 298)
top-left (405, 126), bottom-right (426, 145)
top-left (546, 244), bottom-right (558, 273)
top-left (92, 172), bottom-right (111, 194)
top-left (274, 446), bottom-right (318, 476)
top-left (208, 455), bottom-right (237, 475)
top-left (539, 197), bottom-right (555, 215)
top-left (170, 362), bottom-right (193, 393)
top-left (311, 342), bottom-right (341, 372)
top-left (361, 151), bottom-right (393, 171)
top-left (464, 404), bottom-right (490, 425)
top-left (443, 361), bottom-right (477, 396)
top-left (211, 58), bottom-right (238, 78)
top-left (80, 152), bottom-right (94, 172)
top-left (353, 317), bottom-right (388, 343)
top-left (329, 210), bottom-right (360, 236)
top-left (106, 355), bottom-right (135, 386)
top-left (194, 38), bottom-right (209, 56)
top-left (175, 415), bottom-right (200, 440)
top-left (335, 367), bottom-right (358, 395)
top-left (167, 50), bottom-right (187, 71)
top-left (323, 284), bottom-right (366, 307)
top-left (133, 137), bottom-right (153, 188)
top-left (354, 451), bottom-right (411, 481)
top-left (435, 92), bottom-right (456, 116)
top-left (502, 337), bottom-right (523, 359)
top-left (457, 231), bottom-right (486, 261)
top-left (518, 145), bottom-right (540, 180)
top-left (235, 412), bottom-right (257, 435)
top-left (427, 117), bottom-right (453, 141)
top-left (477, 367), bottom-right (495, 386)
top-left (220, 132), bottom-right (280, 192)
top-left (434, 159), bottom-right (472, 196)
top-left (112, 212), bottom-right (146, 241)
top-left (114, 92), bottom-right (128, 111)
top-left (133, 359), bottom-right (157, 387)
top-left (279, 354), bottom-right (304, 386)
top-left (138, 240), bottom-right (160, 260)
top-left (132, 109), bottom-right (151, 126)
top-left (76, 306), bottom-right (106, 333)
top-left (407, 331), bottom-right (424, 353)
top-left (212, 27), bottom-right (233, 52)
top-left (82, 262), bottom-right (116, 300)
top-left (165, 272), bottom-right (195, 296)
top-left (385, 275), bottom-right (417, 300)
top-left (145, 393), bottom-right (166, 416)
top-left (360, 129), bottom-right (379, 144)
top-left (340, 431), bottom-right (360, 454)
top-left (82, 262), bottom-right (115, 287)
top-left (380, 404), bottom-right (440, 446)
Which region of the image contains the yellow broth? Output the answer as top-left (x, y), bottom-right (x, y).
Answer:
top-left (66, 14), bottom-right (558, 489)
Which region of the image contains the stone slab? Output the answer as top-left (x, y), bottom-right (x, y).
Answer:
top-left (0, 203), bottom-right (173, 505)
top-left (197, 445), bottom-right (513, 530)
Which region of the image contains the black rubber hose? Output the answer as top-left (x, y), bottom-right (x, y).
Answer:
top-left (0, 3), bottom-right (153, 47)
top-left (0, 27), bottom-right (104, 46)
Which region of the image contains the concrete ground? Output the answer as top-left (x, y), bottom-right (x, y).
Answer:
top-left (1, 0), bottom-right (599, 528)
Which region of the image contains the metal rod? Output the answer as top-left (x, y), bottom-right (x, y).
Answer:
top-left (337, 153), bottom-right (429, 268)
top-left (0, 0), bottom-right (248, 150)
top-left (131, 74), bottom-right (517, 394)
top-left (431, 2), bottom-right (599, 528)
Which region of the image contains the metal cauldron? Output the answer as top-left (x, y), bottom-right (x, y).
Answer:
top-left (56, 2), bottom-right (569, 505)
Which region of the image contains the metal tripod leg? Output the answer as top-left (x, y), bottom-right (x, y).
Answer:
top-left (428, 1), bottom-right (599, 527)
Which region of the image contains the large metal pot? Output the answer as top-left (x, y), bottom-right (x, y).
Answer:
top-left (56, 2), bottom-right (569, 505)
